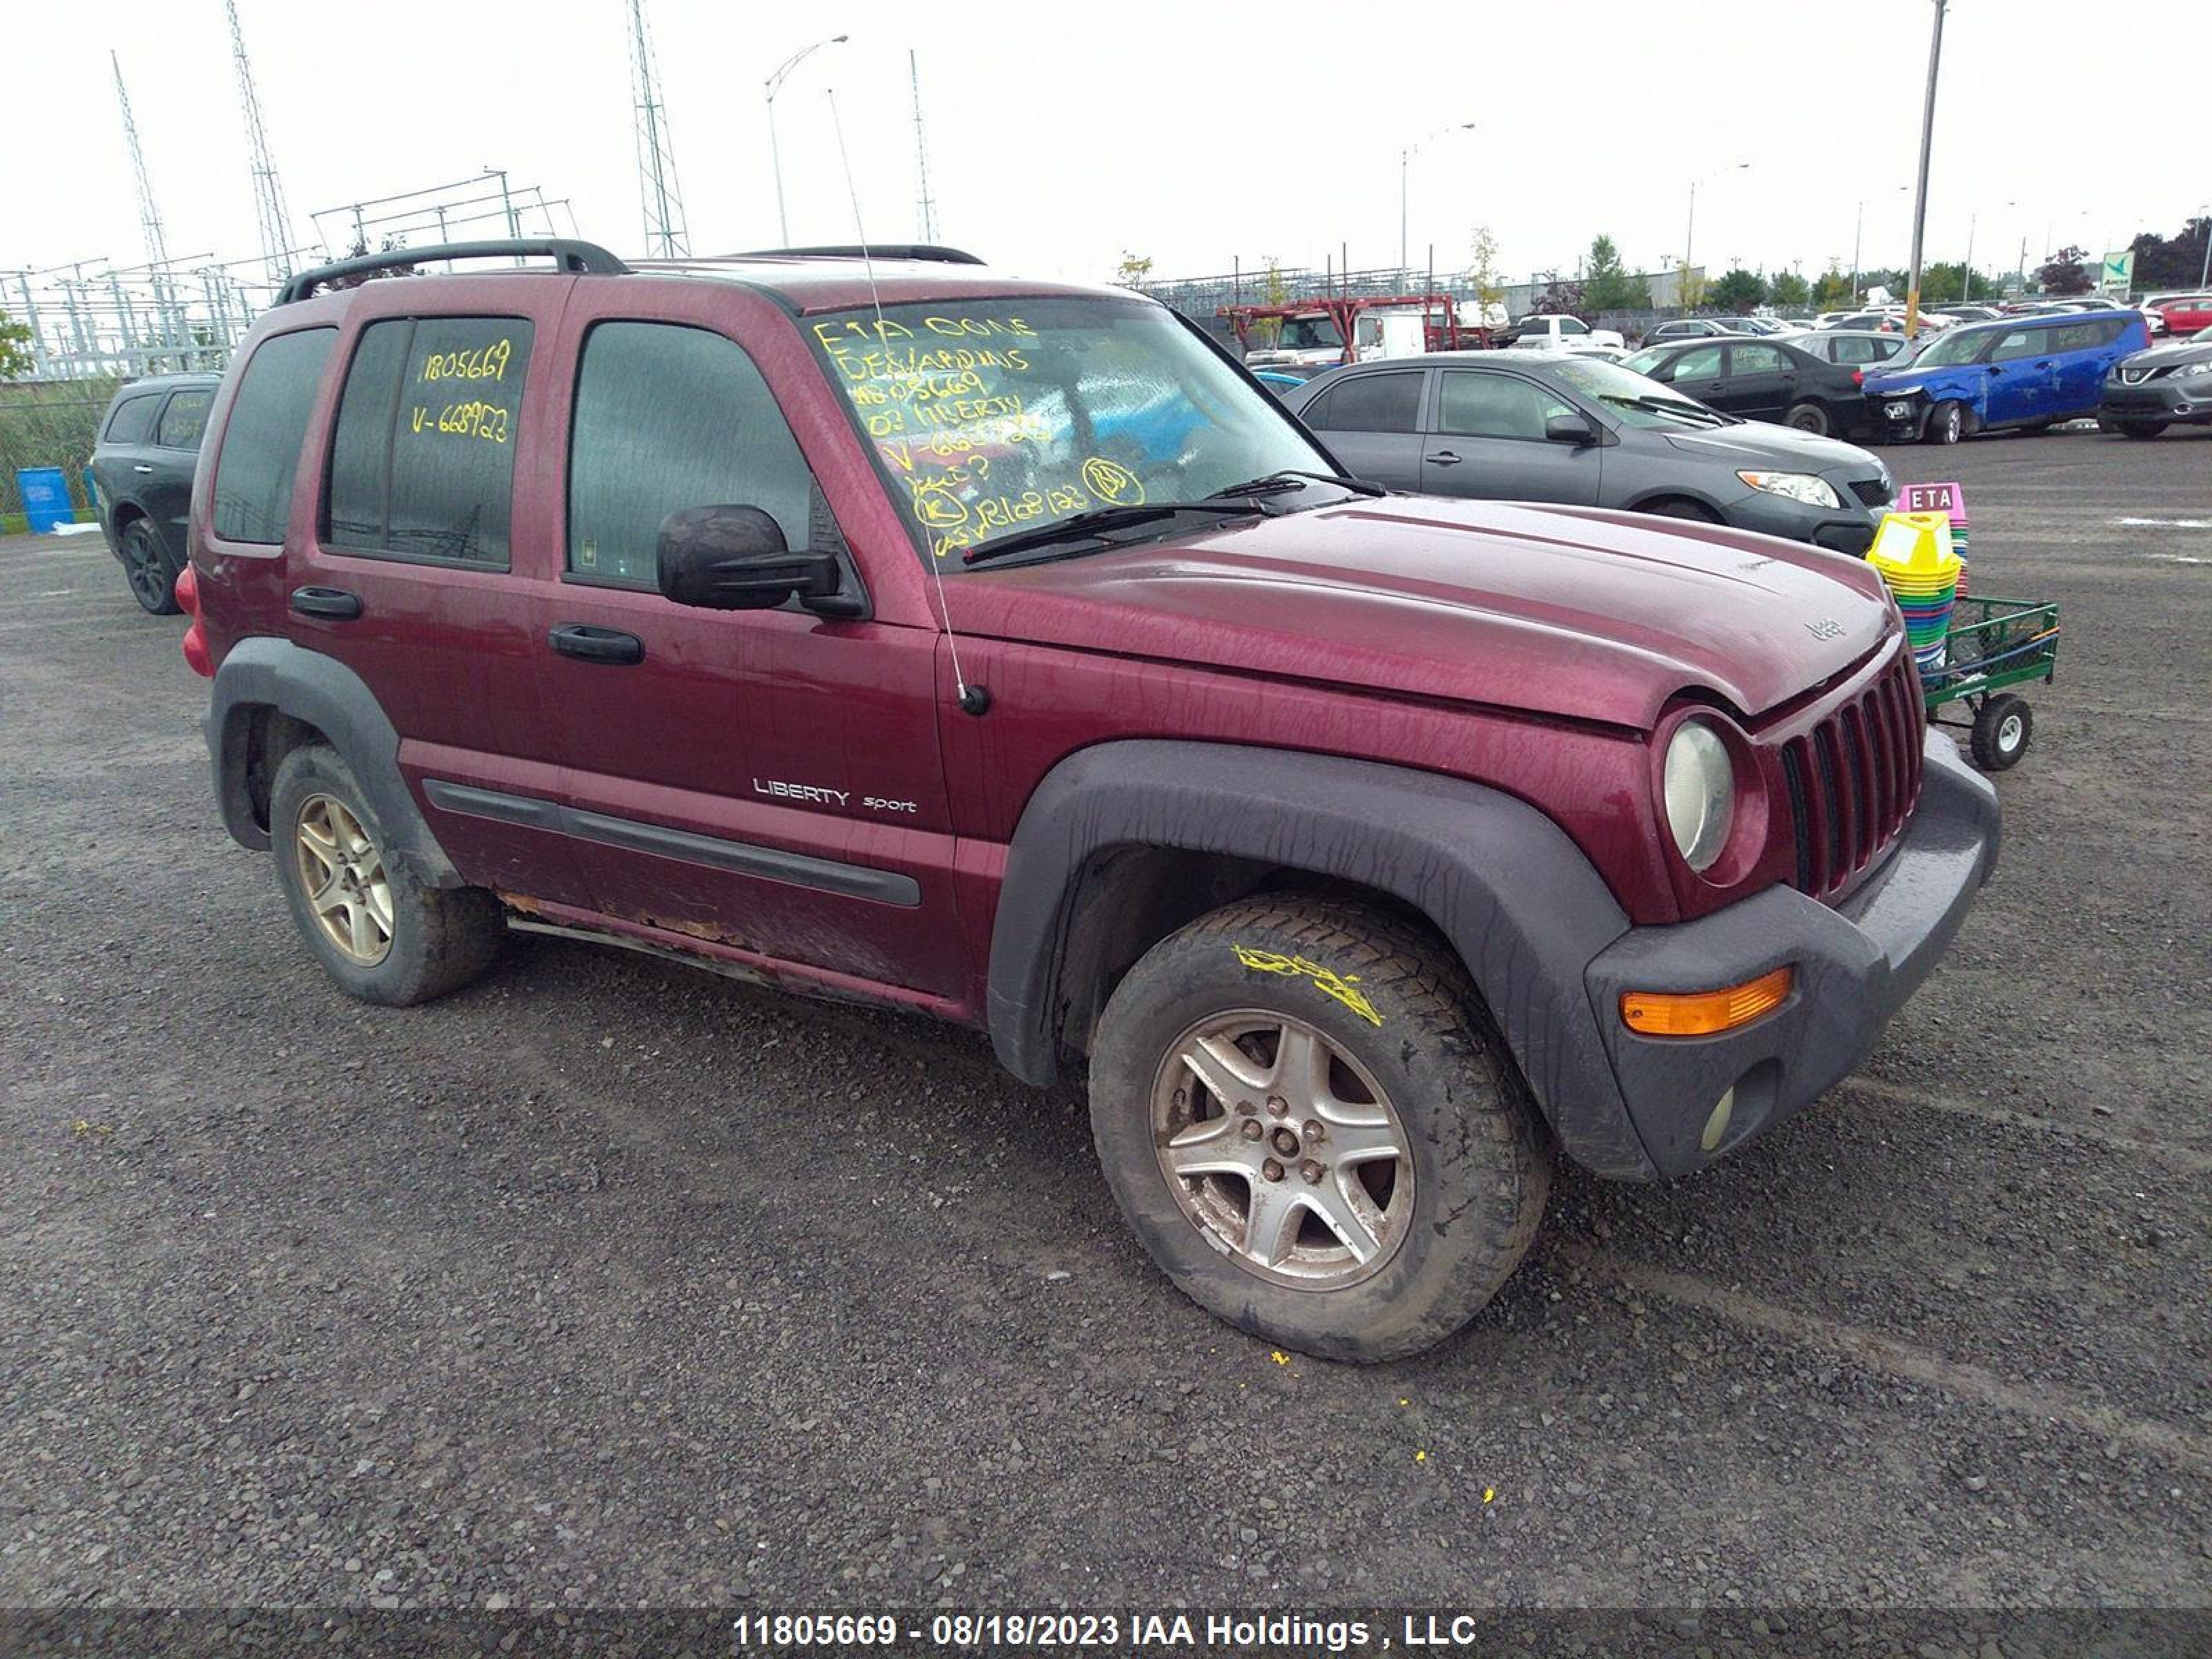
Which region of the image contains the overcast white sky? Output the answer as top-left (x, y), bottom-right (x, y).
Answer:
top-left (4, 0), bottom-right (2202, 292)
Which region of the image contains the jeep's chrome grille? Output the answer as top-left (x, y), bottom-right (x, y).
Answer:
top-left (1779, 649), bottom-right (1924, 899)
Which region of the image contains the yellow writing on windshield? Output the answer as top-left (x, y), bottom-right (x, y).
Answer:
top-left (419, 337), bottom-right (514, 383)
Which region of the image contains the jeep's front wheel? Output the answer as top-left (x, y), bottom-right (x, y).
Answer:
top-left (1089, 897), bottom-right (1550, 1362)
top-left (270, 744), bottom-right (505, 1006)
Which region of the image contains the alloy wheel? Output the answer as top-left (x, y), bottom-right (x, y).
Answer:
top-left (1150, 1010), bottom-right (1414, 1288)
top-left (122, 524), bottom-right (168, 610)
top-left (294, 794), bottom-right (394, 966)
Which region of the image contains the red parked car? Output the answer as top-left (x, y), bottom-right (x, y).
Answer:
top-left (2150, 294), bottom-right (2212, 337)
top-left (180, 239), bottom-right (1998, 1362)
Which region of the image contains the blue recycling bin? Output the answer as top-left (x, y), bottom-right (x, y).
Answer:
top-left (16, 467), bottom-right (75, 533)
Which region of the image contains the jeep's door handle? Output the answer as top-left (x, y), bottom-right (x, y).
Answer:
top-left (290, 585), bottom-right (362, 621)
top-left (1428, 449), bottom-right (1463, 465)
top-left (550, 623), bottom-right (644, 665)
top-left (132, 464), bottom-right (154, 474)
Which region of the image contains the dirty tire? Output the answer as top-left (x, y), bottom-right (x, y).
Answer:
top-left (270, 744), bottom-right (505, 1006)
top-left (2115, 419), bottom-right (2168, 439)
top-left (1969, 694), bottom-right (2032, 771)
top-left (121, 518), bottom-right (182, 615)
top-left (1089, 896), bottom-right (1550, 1364)
top-left (1784, 401), bottom-right (1829, 435)
top-left (1927, 400), bottom-right (1967, 445)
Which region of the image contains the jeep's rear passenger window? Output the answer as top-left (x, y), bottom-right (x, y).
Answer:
top-left (157, 388), bottom-right (213, 449)
top-left (565, 321), bottom-right (822, 588)
top-left (213, 328), bottom-right (337, 545)
top-left (1304, 371), bottom-right (1422, 434)
top-left (103, 393), bottom-right (162, 445)
top-left (326, 317), bottom-right (531, 565)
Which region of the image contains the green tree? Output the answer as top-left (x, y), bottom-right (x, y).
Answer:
top-left (1465, 225), bottom-right (1506, 324)
top-left (1770, 270), bottom-right (1810, 308)
top-left (1114, 250), bottom-right (1154, 288)
top-left (1812, 266), bottom-right (1855, 308)
top-left (1709, 268), bottom-right (1768, 311)
top-left (0, 310), bottom-right (33, 382)
top-left (1919, 262), bottom-right (1965, 304)
top-left (1582, 234), bottom-right (1651, 311)
top-left (2038, 246), bottom-right (2092, 296)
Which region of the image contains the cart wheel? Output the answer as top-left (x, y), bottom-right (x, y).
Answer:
top-left (1971, 695), bottom-right (2032, 771)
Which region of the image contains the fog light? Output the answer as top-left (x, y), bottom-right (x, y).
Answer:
top-left (1700, 1087), bottom-right (1736, 1153)
top-left (1620, 967), bottom-right (1793, 1037)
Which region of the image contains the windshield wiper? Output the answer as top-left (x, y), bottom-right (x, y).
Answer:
top-left (1615, 395), bottom-right (1729, 427)
top-left (961, 502), bottom-right (1259, 566)
top-left (1204, 468), bottom-right (1387, 502)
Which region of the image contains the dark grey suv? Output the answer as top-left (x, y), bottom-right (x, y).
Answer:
top-left (90, 371), bottom-right (219, 613)
top-left (1282, 353), bottom-right (1895, 555)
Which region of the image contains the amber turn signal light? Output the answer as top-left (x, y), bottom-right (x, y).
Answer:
top-left (1620, 966), bottom-right (1794, 1037)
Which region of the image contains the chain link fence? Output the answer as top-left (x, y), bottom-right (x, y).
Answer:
top-left (0, 379), bottom-right (118, 528)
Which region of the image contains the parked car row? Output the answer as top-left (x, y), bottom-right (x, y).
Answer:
top-left (1281, 350), bottom-right (1895, 554)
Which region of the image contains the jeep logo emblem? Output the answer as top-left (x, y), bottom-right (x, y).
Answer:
top-left (1804, 617), bottom-right (1844, 641)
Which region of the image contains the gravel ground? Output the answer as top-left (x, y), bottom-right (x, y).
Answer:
top-left (1, 429), bottom-right (2208, 1638)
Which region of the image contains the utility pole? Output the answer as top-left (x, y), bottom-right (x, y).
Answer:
top-left (222, 0), bottom-right (296, 293)
top-left (111, 53), bottom-right (169, 272)
top-left (908, 50), bottom-right (939, 243)
top-left (1904, 0), bottom-right (1948, 338)
top-left (628, 0), bottom-right (689, 258)
top-left (112, 51), bottom-right (180, 369)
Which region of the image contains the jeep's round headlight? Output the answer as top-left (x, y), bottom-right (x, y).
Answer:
top-left (1664, 720), bottom-right (1734, 872)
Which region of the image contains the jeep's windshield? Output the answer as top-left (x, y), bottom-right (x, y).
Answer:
top-left (807, 297), bottom-right (1334, 566)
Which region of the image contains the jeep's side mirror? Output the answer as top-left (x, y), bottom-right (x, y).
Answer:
top-left (1545, 412), bottom-right (1599, 446)
top-left (657, 505), bottom-right (845, 612)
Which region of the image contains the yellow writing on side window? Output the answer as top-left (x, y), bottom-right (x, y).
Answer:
top-left (419, 337), bottom-right (514, 384)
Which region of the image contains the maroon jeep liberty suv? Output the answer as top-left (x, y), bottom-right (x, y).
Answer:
top-left (180, 240), bottom-right (1999, 1361)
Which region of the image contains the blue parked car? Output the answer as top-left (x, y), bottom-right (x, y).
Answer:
top-left (1864, 310), bottom-right (2149, 444)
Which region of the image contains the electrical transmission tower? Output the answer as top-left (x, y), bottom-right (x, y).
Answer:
top-left (909, 50), bottom-right (939, 243)
top-left (223, 0), bottom-right (298, 290)
top-left (111, 52), bottom-right (169, 271)
top-left (627, 0), bottom-right (688, 258)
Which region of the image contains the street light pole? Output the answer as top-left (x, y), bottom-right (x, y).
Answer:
top-left (1398, 124), bottom-right (1476, 276)
top-left (765, 35), bottom-right (849, 245)
top-left (2200, 203), bottom-right (2211, 287)
top-left (1903, 0), bottom-right (1948, 338)
top-left (1685, 162), bottom-right (1748, 310)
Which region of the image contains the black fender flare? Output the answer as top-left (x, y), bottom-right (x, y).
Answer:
top-left (205, 636), bottom-right (462, 888)
top-left (984, 740), bottom-right (1655, 1179)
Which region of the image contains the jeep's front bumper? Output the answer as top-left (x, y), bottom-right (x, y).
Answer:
top-left (1577, 731), bottom-right (1999, 1177)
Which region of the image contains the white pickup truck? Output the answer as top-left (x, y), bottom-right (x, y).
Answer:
top-left (1505, 313), bottom-right (1626, 354)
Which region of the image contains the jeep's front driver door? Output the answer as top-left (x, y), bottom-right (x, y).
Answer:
top-left (537, 301), bottom-right (966, 1002)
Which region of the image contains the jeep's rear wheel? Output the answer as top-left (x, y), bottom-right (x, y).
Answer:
top-left (1089, 897), bottom-right (1550, 1362)
top-left (120, 518), bottom-right (181, 615)
top-left (270, 744), bottom-right (505, 1006)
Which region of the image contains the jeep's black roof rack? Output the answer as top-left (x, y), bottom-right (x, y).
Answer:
top-left (274, 238), bottom-right (632, 306)
top-left (735, 244), bottom-right (986, 265)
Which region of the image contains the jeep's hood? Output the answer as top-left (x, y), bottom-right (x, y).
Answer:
top-left (944, 496), bottom-right (1897, 729)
